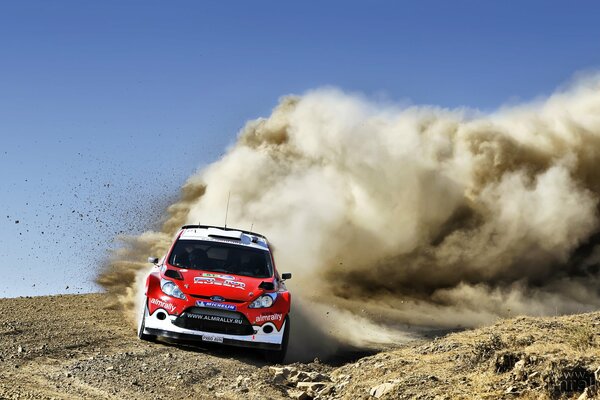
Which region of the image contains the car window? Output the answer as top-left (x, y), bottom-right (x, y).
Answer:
top-left (207, 246), bottom-right (228, 261)
top-left (168, 239), bottom-right (272, 278)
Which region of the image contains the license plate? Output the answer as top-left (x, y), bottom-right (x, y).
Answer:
top-left (202, 335), bottom-right (223, 343)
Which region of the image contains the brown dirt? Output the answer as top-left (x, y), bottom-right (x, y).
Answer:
top-left (1, 293), bottom-right (599, 399)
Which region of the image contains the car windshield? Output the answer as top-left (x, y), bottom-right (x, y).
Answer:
top-left (168, 239), bottom-right (273, 279)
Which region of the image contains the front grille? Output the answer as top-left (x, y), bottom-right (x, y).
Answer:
top-left (172, 307), bottom-right (254, 335)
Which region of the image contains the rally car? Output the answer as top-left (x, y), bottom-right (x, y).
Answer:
top-left (138, 225), bottom-right (292, 362)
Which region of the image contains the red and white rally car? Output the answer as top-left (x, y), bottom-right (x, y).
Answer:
top-left (138, 225), bottom-right (292, 362)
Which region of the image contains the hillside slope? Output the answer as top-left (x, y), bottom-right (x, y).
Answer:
top-left (0, 294), bottom-right (599, 399)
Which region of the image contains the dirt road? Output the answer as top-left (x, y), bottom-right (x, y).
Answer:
top-left (0, 293), bottom-right (306, 399)
top-left (2, 294), bottom-right (600, 399)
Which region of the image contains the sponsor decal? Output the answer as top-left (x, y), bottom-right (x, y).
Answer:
top-left (224, 280), bottom-right (246, 290)
top-left (202, 273), bottom-right (235, 280)
top-left (186, 313), bottom-right (243, 325)
top-left (205, 236), bottom-right (248, 246)
top-left (193, 275), bottom-right (245, 290)
top-left (194, 277), bottom-right (222, 285)
top-left (196, 300), bottom-right (236, 311)
top-left (255, 313), bottom-right (283, 323)
top-left (149, 298), bottom-right (176, 313)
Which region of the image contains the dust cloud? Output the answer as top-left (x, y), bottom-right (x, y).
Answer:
top-left (98, 76), bottom-right (600, 356)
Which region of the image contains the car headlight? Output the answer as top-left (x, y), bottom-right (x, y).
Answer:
top-left (248, 293), bottom-right (276, 309)
top-left (160, 279), bottom-right (186, 300)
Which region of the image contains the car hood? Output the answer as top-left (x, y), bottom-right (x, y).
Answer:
top-left (167, 268), bottom-right (270, 302)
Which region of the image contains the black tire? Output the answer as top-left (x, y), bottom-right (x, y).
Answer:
top-left (264, 316), bottom-right (290, 363)
top-left (138, 300), bottom-right (157, 342)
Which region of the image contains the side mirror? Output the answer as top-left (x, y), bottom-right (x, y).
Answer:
top-left (281, 273), bottom-right (292, 280)
top-left (148, 257), bottom-right (159, 265)
top-left (258, 281), bottom-right (275, 290)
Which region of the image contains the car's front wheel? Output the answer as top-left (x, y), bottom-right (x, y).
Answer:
top-left (264, 316), bottom-right (290, 363)
top-left (137, 299), bottom-right (157, 342)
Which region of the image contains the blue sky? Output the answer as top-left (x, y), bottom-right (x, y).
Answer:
top-left (1, 1), bottom-right (600, 298)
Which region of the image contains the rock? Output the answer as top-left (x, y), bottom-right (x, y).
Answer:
top-left (288, 389), bottom-right (312, 400)
top-left (269, 366), bottom-right (288, 375)
top-left (236, 375), bottom-right (251, 387)
top-left (272, 372), bottom-right (287, 384)
top-left (293, 371), bottom-right (311, 383)
top-left (336, 380), bottom-right (349, 392)
top-left (527, 371), bottom-right (540, 380)
top-left (270, 366), bottom-right (294, 384)
top-left (297, 381), bottom-right (326, 392)
top-left (513, 360), bottom-right (526, 381)
top-left (307, 372), bottom-right (330, 382)
top-left (495, 353), bottom-right (520, 373)
top-left (332, 373), bottom-right (349, 382)
top-left (369, 382), bottom-right (396, 398)
top-left (504, 386), bottom-right (519, 394)
top-left (577, 387), bottom-right (597, 400)
top-left (318, 383), bottom-right (335, 396)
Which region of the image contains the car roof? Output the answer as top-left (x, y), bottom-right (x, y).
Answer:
top-left (178, 225), bottom-right (269, 251)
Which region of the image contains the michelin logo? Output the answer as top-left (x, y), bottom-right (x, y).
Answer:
top-left (196, 300), bottom-right (236, 311)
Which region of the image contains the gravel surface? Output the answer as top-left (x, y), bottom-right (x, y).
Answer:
top-left (0, 294), bottom-right (296, 399)
top-left (1, 294), bottom-right (599, 399)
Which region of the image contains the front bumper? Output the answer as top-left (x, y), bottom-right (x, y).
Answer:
top-left (143, 304), bottom-right (286, 350)
top-left (144, 328), bottom-right (282, 350)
